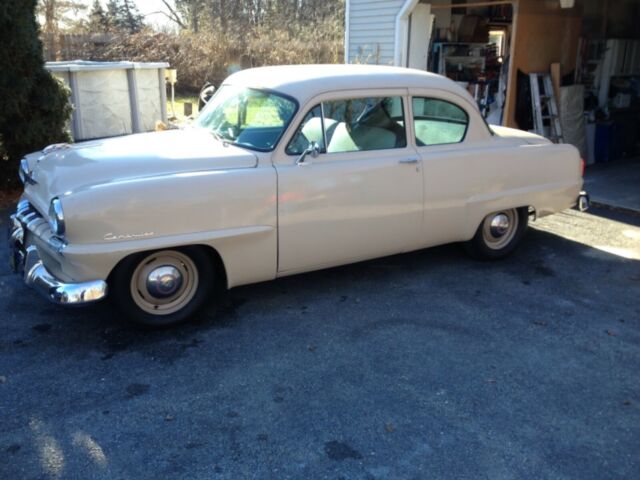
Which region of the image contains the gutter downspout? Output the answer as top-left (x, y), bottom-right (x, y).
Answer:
top-left (394, 0), bottom-right (420, 67)
top-left (344, 0), bottom-right (351, 64)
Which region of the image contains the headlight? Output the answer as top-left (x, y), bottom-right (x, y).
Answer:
top-left (19, 158), bottom-right (30, 185)
top-left (48, 197), bottom-right (65, 236)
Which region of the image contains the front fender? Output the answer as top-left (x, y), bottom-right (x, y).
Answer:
top-left (58, 166), bottom-right (278, 287)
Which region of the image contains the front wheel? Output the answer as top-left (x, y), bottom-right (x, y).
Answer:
top-left (465, 208), bottom-right (528, 260)
top-left (110, 247), bottom-right (215, 327)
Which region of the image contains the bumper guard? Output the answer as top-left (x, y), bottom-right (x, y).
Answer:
top-left (577, 191), bottom-right (590, 212)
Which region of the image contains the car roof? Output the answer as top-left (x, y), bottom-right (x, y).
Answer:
top-left (224, 64), bottom-right (475, 106)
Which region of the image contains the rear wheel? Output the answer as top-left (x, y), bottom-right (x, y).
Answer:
top-left (465, 208), bottom-right (528, 259)
top-left (110, 246), bottom-right (215, 327)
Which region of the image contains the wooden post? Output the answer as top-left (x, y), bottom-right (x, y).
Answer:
top-left (550, 63), bottom-right (562, 114)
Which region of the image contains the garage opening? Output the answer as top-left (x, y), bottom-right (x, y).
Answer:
top-left (423, 1), bottom-right (514, 125)
top-left (345, 0), bottom-right (640, 212)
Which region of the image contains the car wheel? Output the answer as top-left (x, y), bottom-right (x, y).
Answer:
top-left (465, 208), bottom-right (528, 259)
top-left (110, 247), bottom-right (215, 327)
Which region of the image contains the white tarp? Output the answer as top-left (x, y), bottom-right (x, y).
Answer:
top-left (560, 85), bottom-right (587, 159)
top-left (77, 69), bottom-right (132, 139)
top-left (46, 61), bottom-right (168, 141)
top-left (136, 69), bottom-right (162, 133)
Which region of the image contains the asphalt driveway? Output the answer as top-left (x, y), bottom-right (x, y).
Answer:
top-left (1, 206), bottom-right (639, 479)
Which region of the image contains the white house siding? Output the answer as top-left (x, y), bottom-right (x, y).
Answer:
top-left (347, 0), bottom-right (405, 65)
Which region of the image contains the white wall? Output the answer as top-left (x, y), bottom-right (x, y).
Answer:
top-left (346, 0), bottom-right (405, 65)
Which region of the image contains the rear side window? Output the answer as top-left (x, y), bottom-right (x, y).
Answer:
top-left (412, 97), bottom-right (468, 146)
top-left (286, 96), bottom-right (407, 155)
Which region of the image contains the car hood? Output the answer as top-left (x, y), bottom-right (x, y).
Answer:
top-left (24, 128), bottom-right (258, 208)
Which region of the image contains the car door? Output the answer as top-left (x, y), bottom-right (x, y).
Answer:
top-left (408, 91), bottom-right (482, 247)
top-left (272, 90), bottom-right (424, 274)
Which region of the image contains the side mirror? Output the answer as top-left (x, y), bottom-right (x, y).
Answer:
top-left (296, 141), bottom-right (320, 166)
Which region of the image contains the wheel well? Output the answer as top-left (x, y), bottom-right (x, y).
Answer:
top-left (475, 206), bottom-right (533, 229)
top-left (107, 244), bottom-right (228, 291)
top-left (196, 244), bottom-right (228, 291)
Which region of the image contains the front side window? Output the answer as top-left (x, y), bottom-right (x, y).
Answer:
top-left (286, 96), bottom-right (406, 155)
top-left (197, 85), bottom-right (297, 151)
top-left (285, 105), bottom-right (325, 155)
top-left (412, 97), bottom-right (468, 146)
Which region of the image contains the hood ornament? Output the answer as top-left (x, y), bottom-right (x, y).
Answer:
top-left (42, 143), bottom-right (72, 157)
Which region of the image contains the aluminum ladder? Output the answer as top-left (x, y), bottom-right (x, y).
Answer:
top-left (529, 73), bottom-right (563, 143)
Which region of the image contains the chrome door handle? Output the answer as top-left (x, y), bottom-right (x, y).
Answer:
top-left (398, 157), bottom-right (419, 164)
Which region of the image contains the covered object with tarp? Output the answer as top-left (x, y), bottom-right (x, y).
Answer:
top-left (45, 60), bottom-right (169, 141)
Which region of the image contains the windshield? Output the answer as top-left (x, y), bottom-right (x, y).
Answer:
top-left (196, 85), bottom-right (297, 151)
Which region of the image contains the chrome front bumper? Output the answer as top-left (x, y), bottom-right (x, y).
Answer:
top-left (9, 202), bottom-right (107, 305)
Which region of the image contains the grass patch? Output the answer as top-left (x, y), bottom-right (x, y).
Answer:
top-left (167, 95), bottom-right (200, 122)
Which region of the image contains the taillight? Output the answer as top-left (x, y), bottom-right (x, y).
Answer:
top-left (580, 158), bottom-right (585, 177)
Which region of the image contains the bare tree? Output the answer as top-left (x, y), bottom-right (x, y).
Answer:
top-left (37, 0), bottom-right (86, 34)
top-left (159, 0), bottom-right (343, 34)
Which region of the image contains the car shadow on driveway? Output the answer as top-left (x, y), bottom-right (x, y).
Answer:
top-left (2, 210), bottom-right (639, 479)
top-left (4, 221), bottom-right (637, 358)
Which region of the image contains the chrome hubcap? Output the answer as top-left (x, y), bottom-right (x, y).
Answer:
top-left (130, 250), bottom-right (199, 316)
top-left (489, 213), bottom-right (510, 237)
top-left (481, 209), bottom-right (519, 250)
top-left (146, 265), bottom-right (183, 299)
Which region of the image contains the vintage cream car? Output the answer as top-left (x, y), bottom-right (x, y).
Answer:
top-left (10, 65), bottom-right (589, 326)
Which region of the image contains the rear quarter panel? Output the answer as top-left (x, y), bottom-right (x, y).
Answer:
top-left (459, 140), bottom-right (583, 239)
top-left (416, 138), bottom-right (582, 246)
top-left (408, 86), bottom-right (582, 245)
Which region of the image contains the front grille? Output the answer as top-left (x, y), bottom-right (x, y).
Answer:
top-left (16, 200), bottom-right (65, 253)
top-left (16, 200), bottom-right (48, 236)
